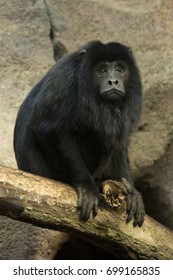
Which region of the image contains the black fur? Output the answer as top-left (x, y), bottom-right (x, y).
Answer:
top-left (14, 40), bottom-right (145, 226)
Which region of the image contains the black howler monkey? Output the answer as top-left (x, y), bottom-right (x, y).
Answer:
top-left (14, 40), bottom-right (145, 226)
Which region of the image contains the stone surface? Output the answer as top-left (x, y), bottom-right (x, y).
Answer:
top-left (0, 0), bottom-right (67, 260)
top-left (0, 0), bottom-right (173, 259)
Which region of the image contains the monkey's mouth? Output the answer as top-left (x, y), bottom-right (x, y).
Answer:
top-left (103, 89), bottom-right (125, 101)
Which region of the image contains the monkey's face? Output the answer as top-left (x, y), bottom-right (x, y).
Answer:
top-left (94, 61), bottom-right (129, 102)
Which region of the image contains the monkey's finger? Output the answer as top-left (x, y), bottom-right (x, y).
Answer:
top-left (79, 202), bottom-right (92, 222)
top-left (76, 187), bottom-right (87, 211)
top-left (133, 214), bottom-right (144, 227)
top-left (133, 206), bottom-right (145, 227)
top-left (79, 196), bottom-right (99, 221)
top-left (79, 192), bottom-right (93, 221)
top-left (92, 198), bottom-right (99, 217)
top-left (126, 208), bottom-right (136, 223)
top-left (125, 194), bottom-right (131, 213)
top-left (76, 192), bottom-right (83, 211)
top-left (121, 178), bottom-right (134, 194)
top-left (79, 209), bottom-right (90, 222)
top-left (126, 197), bottom-right (137, 223)
top-left (133, 219), bottom-right (142, 227)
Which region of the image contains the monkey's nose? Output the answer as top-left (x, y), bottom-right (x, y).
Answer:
top-left (108, 80), bottom-right (119, 86)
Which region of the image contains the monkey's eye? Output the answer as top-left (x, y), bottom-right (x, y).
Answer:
top-left (116, 65), bottom-right (125, 73)
top-left (98, 66), bottom-right (107, 75)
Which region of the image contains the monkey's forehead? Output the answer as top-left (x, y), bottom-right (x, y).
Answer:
top-left (79, 40), bottom-right (133, 65)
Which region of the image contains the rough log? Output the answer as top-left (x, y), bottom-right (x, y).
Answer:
top-left (0, 165), bottom-right (173, 259)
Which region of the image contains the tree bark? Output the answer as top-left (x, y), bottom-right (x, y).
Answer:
top-left (0, 165), bottom-right (173, 259)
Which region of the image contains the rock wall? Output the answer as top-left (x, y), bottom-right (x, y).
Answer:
top-left (0, 0), bottom-right (68, 260)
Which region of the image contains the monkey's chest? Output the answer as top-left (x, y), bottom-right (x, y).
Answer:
top-left (74, 129), bottom-right (107, 173)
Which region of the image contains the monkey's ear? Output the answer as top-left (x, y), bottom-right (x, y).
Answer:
top-left (128, 47), bottom-right (133, 56)
top-left (77, 49), bottom-right (87, 61)
top-left (80, 49), bottom-right (87, 55)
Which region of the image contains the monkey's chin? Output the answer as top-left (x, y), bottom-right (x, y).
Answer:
top-left (102, 90), bottom-right (124, 102)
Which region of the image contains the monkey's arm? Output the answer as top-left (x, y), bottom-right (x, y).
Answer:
top-left (93, 142), bottom-right (145, 227)
top-left (30, 115), bottom-right (99, 222)
top-left (57, 132), bottom-right (99, 221)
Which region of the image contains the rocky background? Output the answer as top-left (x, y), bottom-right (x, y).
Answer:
top-left (0, 0), bottom-right (173, 259)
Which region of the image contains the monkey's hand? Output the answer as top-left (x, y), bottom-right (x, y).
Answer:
top-left (126, 190), bottom-right (145, 227)
top-left (76, 184), bottom-right (99, 222)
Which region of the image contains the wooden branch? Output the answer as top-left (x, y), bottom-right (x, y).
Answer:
top-left (0, 165), bottom-right (173, 259)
